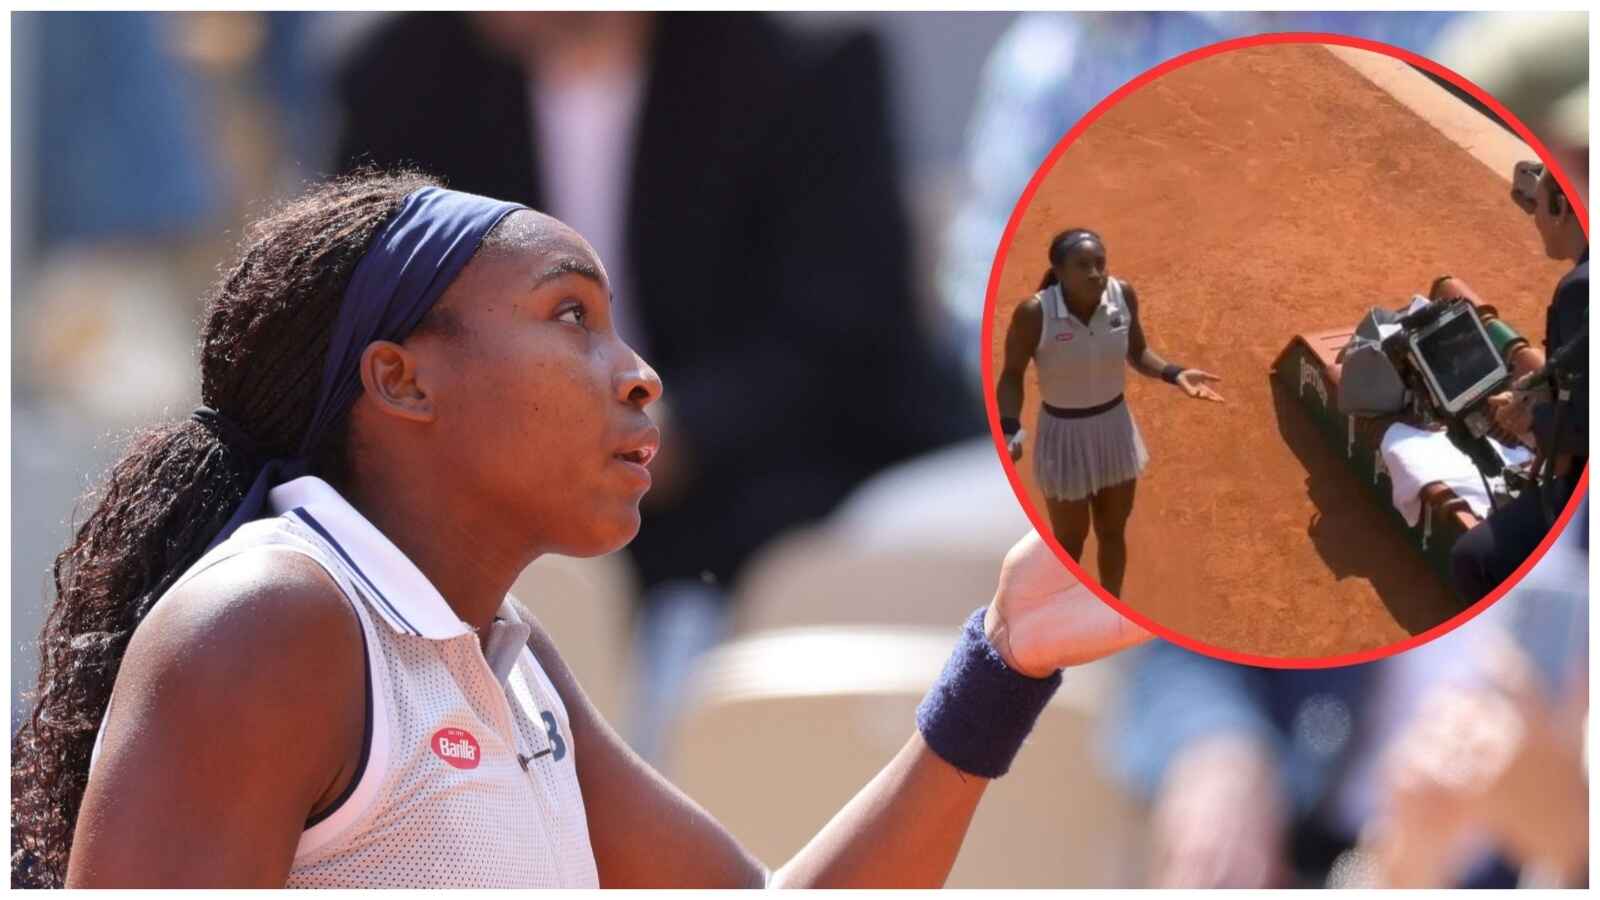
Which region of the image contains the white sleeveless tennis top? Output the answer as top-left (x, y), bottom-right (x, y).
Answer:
top-left (1035, 279), bottom-right (1132, 409)
top-left (90, 476), bottom-right (600, 888)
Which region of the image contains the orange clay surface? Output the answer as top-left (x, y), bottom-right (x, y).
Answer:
top-left (989, 44), bottom-right (1569, 659)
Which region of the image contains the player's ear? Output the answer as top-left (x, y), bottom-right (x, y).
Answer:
top-left (359, 340), bottom-right (435, 423)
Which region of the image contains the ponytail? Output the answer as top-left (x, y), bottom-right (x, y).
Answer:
top-left (11, 421), bottom-right (254, 884)
top-left (1037, 269), bottom-right (1059, 291)
top-left (11, 169), bottom-right (435, 887)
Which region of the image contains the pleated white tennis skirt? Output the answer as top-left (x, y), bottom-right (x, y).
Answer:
top-left (1032, 399), bottom-right (1149, 501)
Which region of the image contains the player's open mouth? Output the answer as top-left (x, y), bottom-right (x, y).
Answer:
top-left (614, 447), bottom-right (656, 467)
top-left (613, 425), bottom-right (661, 470)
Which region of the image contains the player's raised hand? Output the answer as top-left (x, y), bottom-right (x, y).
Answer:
top-left (984, 531), bottom-right (1150, 678)
top-left (1177, 369), bottom-right (1225, 402)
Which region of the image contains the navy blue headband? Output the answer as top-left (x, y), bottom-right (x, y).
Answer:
top-left (1050, 229), bottom-right (1102, 262)
top-left (203, 186), bottom-right (526, 549)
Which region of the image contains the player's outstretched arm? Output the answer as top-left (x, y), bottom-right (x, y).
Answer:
top-left (1122, 280), bottom-right (1224, 402)
top-left (770, 530), bottom-right (1148, 887)
top-left (528, 531), bottom-right (1147, 888)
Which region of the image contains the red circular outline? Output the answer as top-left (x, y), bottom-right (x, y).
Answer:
top-left (979, 31), bottom-right (1590, 669)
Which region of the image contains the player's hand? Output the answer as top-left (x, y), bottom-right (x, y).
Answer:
top-left (983, 531), bottom-right (1149, 677)
top-left (1177, 369), bottom-right (1225, 402)
top-left (1152, 735), bottom-right (1290, 889)
top-left (1006, 428), bottom-right (1026, 462)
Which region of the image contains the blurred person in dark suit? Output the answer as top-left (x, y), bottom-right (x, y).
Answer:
top-left (331, 12), bottom-right (976, 758)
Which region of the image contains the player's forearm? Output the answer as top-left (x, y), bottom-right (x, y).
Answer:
top-left (768, 733), bottom-right (987, 889)
top-left (997, 372), bottom-right (1025, 421)
top-left (1130, 347), bottom-right (1172, 380)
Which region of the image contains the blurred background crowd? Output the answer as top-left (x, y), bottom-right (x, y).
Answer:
top-left (11, 11), bottom-right (1589, 887)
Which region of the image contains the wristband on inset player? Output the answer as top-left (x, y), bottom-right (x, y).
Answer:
top-left (915, 606), bottom-right (1063, 778)
top-left (1000, 417), bottom-right (1022, 439)
top-left (1161, 364), bottom-right (1185, 385)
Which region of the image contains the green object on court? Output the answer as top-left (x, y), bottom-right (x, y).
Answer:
top-left (1484, 317), bottom-right (1523, 359)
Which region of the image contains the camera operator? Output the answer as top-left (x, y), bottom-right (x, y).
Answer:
top-left (1451, 166), bottom-right (1588, 603)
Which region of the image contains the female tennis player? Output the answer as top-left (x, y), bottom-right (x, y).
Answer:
top-left (996, 228), bottom-right (1223, 597)
top-left (12, 173), bottom-right (1148, 888)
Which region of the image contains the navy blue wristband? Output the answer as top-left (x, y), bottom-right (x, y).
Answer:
top-left (999, 416), bottom-right (1022, 438)
top-left (1161, 364), bottom-right (1185, 385)
top-left (915, 607), bottom-right (1062, 778)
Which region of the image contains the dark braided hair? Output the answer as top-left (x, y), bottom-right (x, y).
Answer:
top-left (11, 169), bottom-right (440, 887)
top-left (1037, 228), bottom-right (1104, 291)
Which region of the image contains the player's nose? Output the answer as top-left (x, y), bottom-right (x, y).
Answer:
top-left (615, 353), bottom-right (662, 410)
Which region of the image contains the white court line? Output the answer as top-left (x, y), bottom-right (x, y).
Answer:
top-left (1323, 44), bottom-right (1534, 184)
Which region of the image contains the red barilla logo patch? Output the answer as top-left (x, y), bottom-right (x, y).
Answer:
top-left (1055, 332), bottom-right (1075, 342)
top-left (431, 727), bottom-right (481, 770)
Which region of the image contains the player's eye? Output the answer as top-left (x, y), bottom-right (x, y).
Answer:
top-left (555, 303), bottom-right (587, 327)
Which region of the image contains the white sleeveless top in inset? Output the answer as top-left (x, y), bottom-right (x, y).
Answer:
top-left (1034, 279), bottom-right (1132, 409)
top-left (90, 476), bottom-right (600, 888)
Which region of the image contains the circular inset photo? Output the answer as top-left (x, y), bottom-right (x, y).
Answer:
top-left (983, 34), bottom-right (1588, 665)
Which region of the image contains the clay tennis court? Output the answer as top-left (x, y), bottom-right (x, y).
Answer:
top-left (989, 42), bottom-right (1570, 659)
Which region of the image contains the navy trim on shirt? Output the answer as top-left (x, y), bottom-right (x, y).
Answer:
top-left (304, 590), bottom-right (374, 829)
top-left (288, 507), bottom-right (421, 636)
